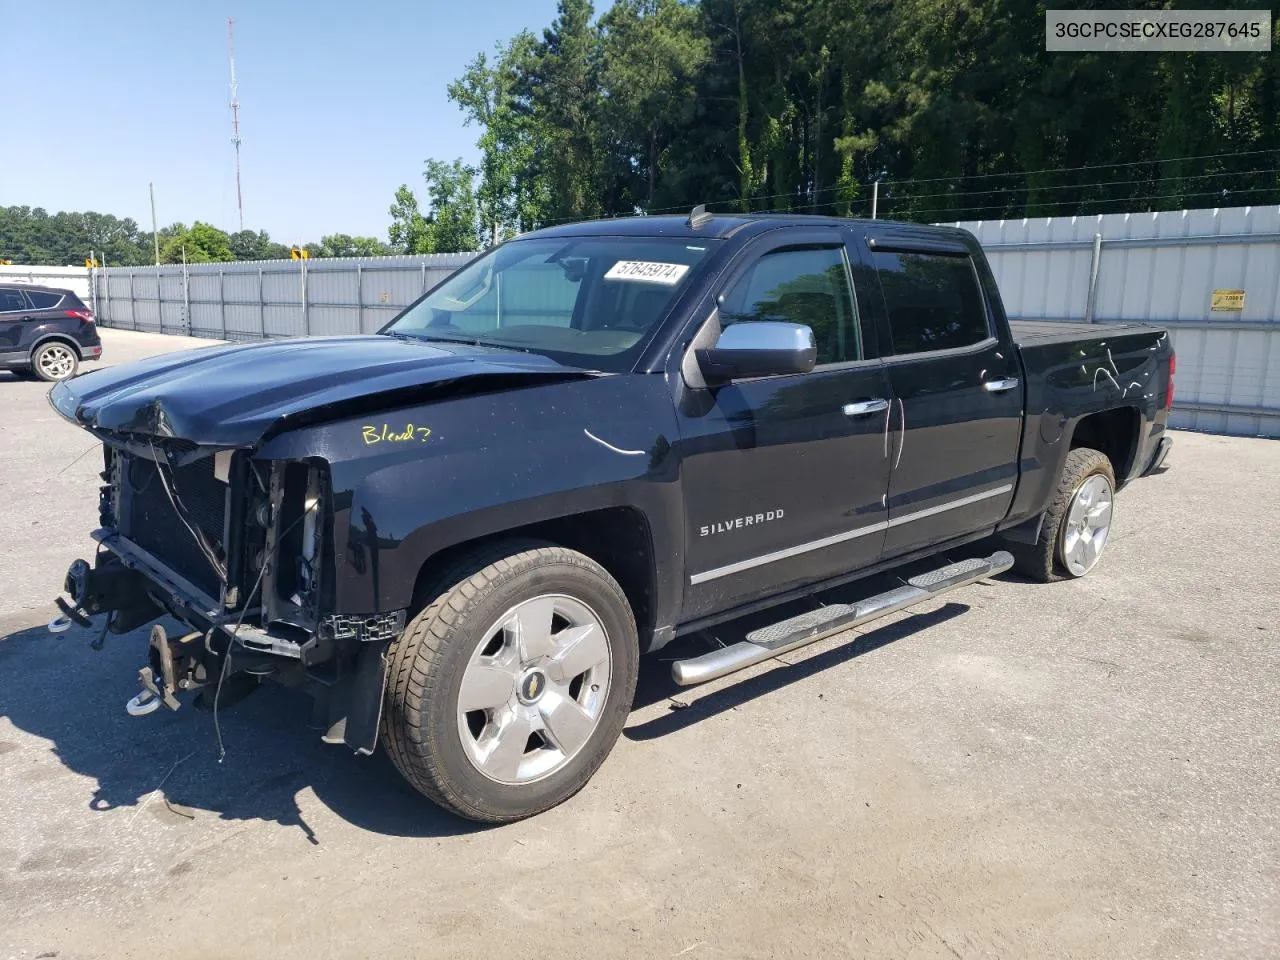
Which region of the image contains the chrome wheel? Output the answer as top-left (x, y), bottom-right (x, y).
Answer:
top-left (1060, 473), bottom-right (1113, 576)
top-left (36, 344), bottom-right (76, 380)
top-left (457, 594), bottom-right (612, 785)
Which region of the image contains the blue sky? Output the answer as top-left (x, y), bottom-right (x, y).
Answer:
top-left (0, 0), bottom-right (562, 243)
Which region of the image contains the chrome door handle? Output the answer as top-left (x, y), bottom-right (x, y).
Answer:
top-left (983, 378), bottom-right (1020, 393)
top-left (843, 399), bottom-right (890, 416)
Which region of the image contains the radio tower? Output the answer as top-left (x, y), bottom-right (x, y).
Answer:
top-left (227, 17), bottom-right (244, 231)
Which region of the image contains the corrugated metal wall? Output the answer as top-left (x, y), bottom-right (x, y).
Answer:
top-left (94, 254), bottom-right (475, 341)
top-left (948, 205), bottom-right (1280, 438)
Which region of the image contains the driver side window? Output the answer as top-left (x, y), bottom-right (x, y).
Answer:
top-left (720, 247), bottom-right (861, 365)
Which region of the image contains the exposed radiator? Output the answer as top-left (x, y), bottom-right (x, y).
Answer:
top-left (124, 455), bottom-right (227, 598)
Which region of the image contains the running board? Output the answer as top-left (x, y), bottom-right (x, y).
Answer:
top-left (671, 550), bottom-right (1013, 687)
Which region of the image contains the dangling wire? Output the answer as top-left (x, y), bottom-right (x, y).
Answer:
top-left (148, 441), bottom-right (227, 584)
top-left (212, 503), bottom-right (317, 762)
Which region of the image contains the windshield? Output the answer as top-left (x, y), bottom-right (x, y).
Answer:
top-left (382, 236), bottom-right (714, 371)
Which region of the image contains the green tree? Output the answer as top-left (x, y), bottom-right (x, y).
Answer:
top-left (438, 0), bottom-right (1278, 224)
top-left (599, 0), bottom-right (709, 209)
top-left (229, 229), bottom-right (278, 261)
top-left (313, 234), bottom-right (393, 257)
top-left (448, 32), bottom-right (547, 240)
top-left (388, 185), bottom-right (430, 253)
top-left (422, 159), bottom-right (482, 253)
top-left (160, 221), bottom-right (235, 264)
top-left (0, 205), bottom-right (155, 265)
top-left (524, 0), bottom-right (608, 221)
top-left (389, 160), bottom-right (481, 254)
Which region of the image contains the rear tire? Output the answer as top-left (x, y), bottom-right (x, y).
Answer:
top-left (31, 342), bottom-right (79, 382)
top-left (381, 541), bottom-right (639, 823)
top-left (1010, 447), bottom-right (1115, 583)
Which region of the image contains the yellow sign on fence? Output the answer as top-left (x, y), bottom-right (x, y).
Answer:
top-left (1211, 289), bottom-right (1245, 311)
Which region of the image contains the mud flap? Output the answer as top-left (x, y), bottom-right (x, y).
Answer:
top-left (319, 640), bottom-right (390, 756)
top-left (995, 511), bottom-right (1044, 546)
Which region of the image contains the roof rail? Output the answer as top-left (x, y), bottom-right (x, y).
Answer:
top-left (686, 204), bottom-right (713, 229)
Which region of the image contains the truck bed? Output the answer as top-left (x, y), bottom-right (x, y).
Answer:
top-left (1010, 319), bottom-right (1158, 346)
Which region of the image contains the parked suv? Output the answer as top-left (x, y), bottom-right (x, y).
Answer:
top-left (0, 284), bottom-right (103, 381)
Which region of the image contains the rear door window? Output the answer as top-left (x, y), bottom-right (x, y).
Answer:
top-left (0, 288), bottom-right (30, 313)
top-left (872, 251), bottom-right (990, 354)
top-left (24, 290), bottom-right (63, 309)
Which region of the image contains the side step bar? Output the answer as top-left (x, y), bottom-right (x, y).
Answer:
top-left (671, 550), bottom-right (1013, 687)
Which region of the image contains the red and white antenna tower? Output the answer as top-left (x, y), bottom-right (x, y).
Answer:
top-left (227, 17), bottom-right (244, 231)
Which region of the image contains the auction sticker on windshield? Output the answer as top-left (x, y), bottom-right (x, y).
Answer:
top-left (605, 260), bottom-right (690, 284)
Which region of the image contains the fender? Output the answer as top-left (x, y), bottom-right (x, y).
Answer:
top-left (256, 372), bottom-right (687, 632)
top-left (1000, 328), bottom-right (1170, 530)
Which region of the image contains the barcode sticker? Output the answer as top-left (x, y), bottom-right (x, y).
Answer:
top-left (604, 260), bottom-right (690, 285)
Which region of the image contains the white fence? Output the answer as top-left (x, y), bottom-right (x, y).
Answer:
top-left (0, 264), bottom-right (94, 302)
top-left (950, 205), bottom-right (1280, 438)
top-left (91, 254), bottom-right (475, 341)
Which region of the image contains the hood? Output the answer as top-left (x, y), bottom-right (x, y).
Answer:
top-left (49, 335), bottom-right (594, 447)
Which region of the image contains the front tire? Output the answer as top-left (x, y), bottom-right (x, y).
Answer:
top-left (1010, 447), bottom-right (1116, 582)
top-left (382, 542), bottom-right (639, 823)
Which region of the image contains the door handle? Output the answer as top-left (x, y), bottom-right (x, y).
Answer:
top-left (842, 399), bottom-right (890, 416)
top-left (983, 378), bottom-right (1020, 393)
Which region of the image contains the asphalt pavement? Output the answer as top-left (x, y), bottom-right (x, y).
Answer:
top-left (0, 328), bottom-right (1276, 959)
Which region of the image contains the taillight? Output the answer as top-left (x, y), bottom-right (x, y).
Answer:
top-left (66, 309), bottom-right (94, 323)
top-left (1166, 351), bottom-right (1176, 410)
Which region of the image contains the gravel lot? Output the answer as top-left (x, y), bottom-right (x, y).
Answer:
top-left (1, 328), bottom-right (1277, 959)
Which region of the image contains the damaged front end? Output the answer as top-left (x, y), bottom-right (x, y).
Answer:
top-left (54, 437), bottom-right (399, 755)
top-left (44, 333), bottom-right (591, 756)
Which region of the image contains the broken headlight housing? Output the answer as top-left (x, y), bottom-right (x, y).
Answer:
top-left (245, 459), bottom-right (329, 633)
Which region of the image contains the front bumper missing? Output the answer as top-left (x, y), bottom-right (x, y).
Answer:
top-left (91, 528), bottom-right (224, 623)
top-left (89, 528), bottom-right (405, 656)
top-left (74, 532), bottom-right (400, 753)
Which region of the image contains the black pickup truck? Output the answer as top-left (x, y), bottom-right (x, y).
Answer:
top-left (48, 211), bottom-right (1173, 822)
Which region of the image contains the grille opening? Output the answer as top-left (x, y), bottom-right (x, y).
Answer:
top-left (124, 454), bottom-right (228, 598)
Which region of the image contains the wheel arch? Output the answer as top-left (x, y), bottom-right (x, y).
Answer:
top-left (408, 506), bottom-right (661, 652)
top-left (29, 332), bottom-right (86, 360)
top-left (1067, 405), bottom-right (1141, 487)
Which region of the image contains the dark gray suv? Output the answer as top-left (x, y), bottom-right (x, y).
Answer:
top-left (0, 284), bottom-right (103, 381)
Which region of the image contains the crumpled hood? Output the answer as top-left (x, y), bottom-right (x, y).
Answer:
top-left (49, 335), bottom-right (592, 447)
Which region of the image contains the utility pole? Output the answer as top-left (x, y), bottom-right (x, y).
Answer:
top-left (871, 179), bottom-right (879, 220)
top-left (227, 17), bottom-right (245, 232)
top-left (149, 182), bottom-right (161, 264)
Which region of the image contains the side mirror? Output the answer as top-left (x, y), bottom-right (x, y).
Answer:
top-left (695, 321), bottom-right (816, 382)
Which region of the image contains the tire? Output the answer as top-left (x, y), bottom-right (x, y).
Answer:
top-left (1010, 447), bottom-right (1116, 583)
top-left (382, 541), bottom-right (640, 823)
top-left (31, 342), bottom-right (79, 382)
